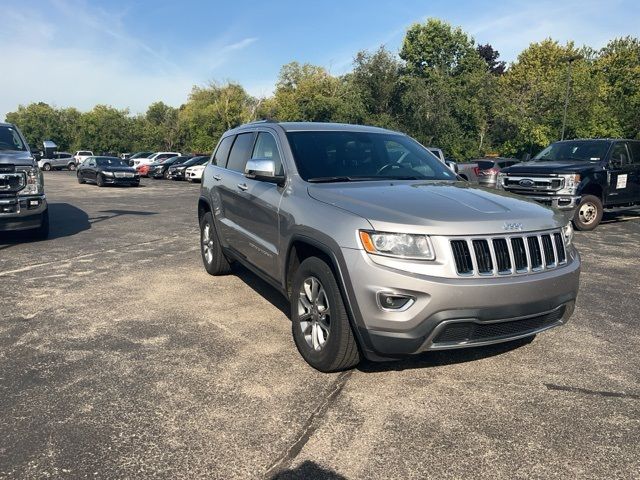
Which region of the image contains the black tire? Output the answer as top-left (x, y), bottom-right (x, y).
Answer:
top-left (77, 173), bottom-right (85, 184)
top-left (163, 170), bottom-right (170, 179)
top-left (200, 211), bottom-right (232, 276)
top-left (573, 194), bottom-right (603, 231)
top-left (291, 257), bottom-right (360, 372)
top-left (42, 163), bottom-right (51, 171)
top-left (133, 182), bottom-right (140, 187)
top-left (30, 209), bottom-right (49, 240)
top-left (68, 163), bottom-right (76, 171)
top-left (96, 173), bottom-right (105, 187)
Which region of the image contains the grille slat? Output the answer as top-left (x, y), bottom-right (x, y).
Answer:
top-left (492, 238), bottom-right (511, 272)
top-left (451, 230), bottom-right (567, 277)
top-left (527, 236), bottom-right (543, 269)
top-left (451, 240), bottom-right (473, 274)
top-left (541, 234), bottom-right (555, 266)
top-left (472, 240), bottom-right (493, 274)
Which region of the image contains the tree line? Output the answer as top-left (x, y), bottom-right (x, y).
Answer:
top-left (5, 19), bottom-right (640, 161)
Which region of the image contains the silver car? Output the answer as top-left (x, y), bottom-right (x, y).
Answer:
top-left (198, 122), bottom-right (580, 371)
top-left (38, 152), bottom-right (76, 171)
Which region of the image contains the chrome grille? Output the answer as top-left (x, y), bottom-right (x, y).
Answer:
top-left (503, 176), bottom-right (563, 194)
top-left (450, 230), bottom-right (567, 277)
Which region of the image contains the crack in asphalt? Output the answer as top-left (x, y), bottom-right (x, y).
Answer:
top-left (544, 383), bottom-right (640, 400)
top-left (264, 370), bottom-right (353, 478)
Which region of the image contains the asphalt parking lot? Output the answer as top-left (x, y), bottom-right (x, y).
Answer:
top-left (1, 172), bottom-right (639, 479)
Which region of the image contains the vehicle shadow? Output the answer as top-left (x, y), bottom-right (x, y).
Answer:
top-left (90, 209), bottom-right (158, 225)
top-left (357, 336), bottom-right (535, 373)
top-left (600, 209), bottom-right (640, 225)
top-left (270, 460), bottom-right (348, 479)
top-left (0, 202), bottom-right (90, 249)
top-left (232, 263), bottom-right (290, 317)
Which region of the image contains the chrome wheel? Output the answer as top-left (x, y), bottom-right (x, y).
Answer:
top-left (579, 201), bottom-right (597, 224)
top-left (298, 276), bottom-right (331, 351)
top-left (202, 222), bottom-right (214, 264)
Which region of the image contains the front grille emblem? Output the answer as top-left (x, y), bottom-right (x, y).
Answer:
top-left (518, 179), bottom-right (535, 187)
top-left (503, 222), bottom-right (523, 231)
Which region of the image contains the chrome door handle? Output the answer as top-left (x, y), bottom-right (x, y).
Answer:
top-left (213, 175), bottom-right (222, 181)
top-left (237, 183), bottom-right (248, 191)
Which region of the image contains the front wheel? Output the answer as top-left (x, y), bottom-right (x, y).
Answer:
top-left (200, 212), bottom-right (231, 276)
top-left (96, 174), bottom-right (105, 187)
top-left (77, 173), bottom-right (85, 184)
top-left (573, 194), bottom-right (603, 231)
top-left (291, 257), bottom-right (360, 372)
top-left (30, 209), bottom-right (49, 240)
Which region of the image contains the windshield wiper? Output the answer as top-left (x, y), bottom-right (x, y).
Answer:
top-left (307, 176), bottom-right (379, 183)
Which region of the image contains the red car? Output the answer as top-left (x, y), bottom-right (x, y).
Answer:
top-left (136, 164), bottom-right (151, 177)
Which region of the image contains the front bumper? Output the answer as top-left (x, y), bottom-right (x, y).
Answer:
top-left (0, 195), bottom-right (48, 232)
top-left (504, 191), bottom-right (581, 210)
top-left (341, 246), bottom-right (580, 358)
top-left (103, 176), bottom-right (139, 185)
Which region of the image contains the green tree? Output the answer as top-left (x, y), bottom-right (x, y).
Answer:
top-left (77, 105), bottom-right (133, 153)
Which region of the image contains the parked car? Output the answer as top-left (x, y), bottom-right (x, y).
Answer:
top-left (120, 153), bottom-right (131, 161)
top-left (136, 163), bottom-right (151, 177)
top-left (38, 152), bottom-right (76, 171)
top-left (128, 151), bottom-right (154, 166)
top-left (473, 157), bottom-right (520, 188)
top-left (197, 121), bottom-right (580, 372)
top-left (456, 162), bottom-right (480, 182)
top-left (0, 122), bottom-right (49, 238)
top-left (186, 164), bottom-right (206, 182)
top-left (77, 156), bottom-right (140, 187)
top-left (132, 151), bottom-right (181, 168)
top-left (148, 155), bottom-right (192, 179)
top-left (73, 150), bottom-right (93, 165)
top-left (166, 156), bottom-right (209, 180)
top-left (498, 139), bottom-right (640, 230)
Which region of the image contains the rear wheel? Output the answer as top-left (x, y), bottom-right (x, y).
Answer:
top-left (573, 194), bottom-right (603, 231)
top-left (200, 211), bottom-right (231, 275)
top-left (42, 163), bottom-right (51, 171)
top-left (291, 257), bottom-right (360, 372)
top-left (68, 163), bottom-right (76, 171)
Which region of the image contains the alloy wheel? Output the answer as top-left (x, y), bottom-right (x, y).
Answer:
top-left (298, 276), bottom-right (331, 351)
top-left (202, 222), bottom-right (214, 264)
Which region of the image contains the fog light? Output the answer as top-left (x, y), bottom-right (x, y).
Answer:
top-left (377, 292), bottom-right (415, 311)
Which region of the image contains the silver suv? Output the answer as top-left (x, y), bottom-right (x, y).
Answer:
top-left (198, 122), bottom-right (581, 371)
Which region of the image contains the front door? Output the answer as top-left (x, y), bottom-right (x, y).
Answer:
top-left (626, 141), bottom-right (640, 203)
top-left (606, 142), bottom-right (636, 205)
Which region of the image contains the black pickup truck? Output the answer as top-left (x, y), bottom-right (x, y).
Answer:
top-left (498, 139), bottom-right (640, 230)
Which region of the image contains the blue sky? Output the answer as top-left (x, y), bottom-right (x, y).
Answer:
top-left (2, 0), bottom-right (639, 119)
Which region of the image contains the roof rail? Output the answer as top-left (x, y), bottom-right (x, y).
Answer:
top-left (242, 118), bottom-right (276, 126)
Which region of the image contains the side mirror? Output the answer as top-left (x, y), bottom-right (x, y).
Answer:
top-left (445, 160), bottom-right (458, 173)
top-left (245, 158), bottom-right (285, 186)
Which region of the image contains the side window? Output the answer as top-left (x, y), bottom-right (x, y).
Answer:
top-left (628, 142), bottom-right (640, 165)
top-left (226, 133), bottom-right (255, 173)
top-left (213, 136), bottom-right (234, 167)
top-left (252, 132), bottom-right (284, 175)
top-left (610, 143), bottom-right (631, 166)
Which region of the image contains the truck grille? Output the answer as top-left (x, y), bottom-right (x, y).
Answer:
top-left (503, 176), bottom-right (563, 194)
top-left (451, 230), bottom-right (567, 276)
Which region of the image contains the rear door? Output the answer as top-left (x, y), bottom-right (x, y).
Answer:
top-left (626, 141), bottom-right (640, 203)
top-left (606, 142), bottom-right (635, 205)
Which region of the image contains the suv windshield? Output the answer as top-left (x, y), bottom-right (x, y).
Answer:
top-left (534, 140), bottom-right (611, 162)
top-left (0, 126), bottom-right (27, 151)
top-left (286, 131), bottom-right (456, 182)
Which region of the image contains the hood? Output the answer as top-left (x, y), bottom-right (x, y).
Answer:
top-left (307, 181), bottom-right (568, 235)
top-left (0, 150), bottom-right (35, 167)
top-left (502, 160), bottom-right (601, 175)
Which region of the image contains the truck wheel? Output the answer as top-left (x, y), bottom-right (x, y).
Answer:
top-left (31, 209), bottom-right (50, 240)
top-left (573, 195), bottom-right (603, 231)
top-left (200, 211), bottom-right (231, 275)
top-left (291, 257), bottom-right (360, 372)
top-left (42, 163), bottom-right (51, 171)
top-left (96, 174), bottom-right (105, 187)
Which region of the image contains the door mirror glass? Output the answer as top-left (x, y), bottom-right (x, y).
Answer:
top-left (245, 158), bottom-right (285, 185)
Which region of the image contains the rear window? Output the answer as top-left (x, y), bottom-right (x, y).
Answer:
top-left (213, 136), bottom-right (234, 167)
top-left (477, 160), bottom-right (496, 170)
top-left (78, 151), bottom-right (92, 156)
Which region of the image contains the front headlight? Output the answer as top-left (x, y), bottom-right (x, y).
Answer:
top-left (359, 231), bottom-right (435, 260)
top-left (560, 174), bottom-right (581, 193)
top-left (20, 167), bottom-right (44, 195)
top-left (496, 173), bottom-right (506, 189)
top-left (102, 171), bottom-right (114, 177)
top-left (562, 222), bottom-right (574, 245)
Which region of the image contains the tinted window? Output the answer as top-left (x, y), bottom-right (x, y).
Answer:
top-left (628, 142), bottom-right (640, 165)
top-left (534, 140), bottom-right (610, 162)
top-left (78, 151), bottom-right (92, 156)
top-left (286, 131), bottom-right (455, 181)
top-left (226, 133), bottom-right (255, 173)
top-left (252, 132), bottom-right (283, 175)
top-left (610, 142), bottom-right (631, 165)
top-left (213, 136), bottom-right (234, 167)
